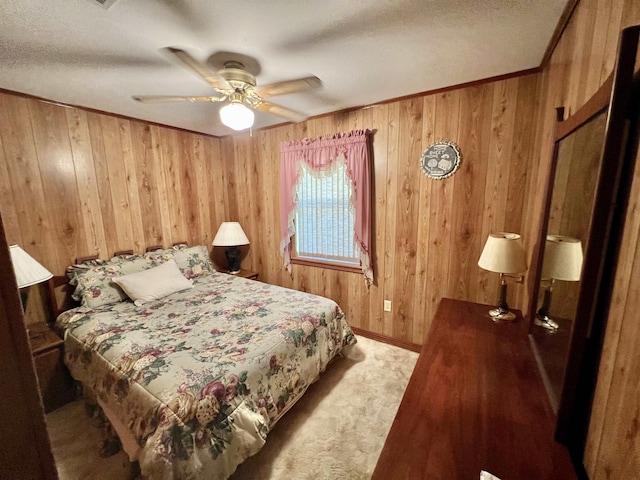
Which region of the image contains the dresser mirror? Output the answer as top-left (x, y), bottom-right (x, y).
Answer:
top-left (529, 108), bottom-right (607, 410)
top-left (528, 24), bottom-right (640, 469)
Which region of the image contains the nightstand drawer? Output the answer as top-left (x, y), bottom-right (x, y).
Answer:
top-left (33, 347), bottom-right (75, 413)
top-left (30, 323), bottom-right (76, 413)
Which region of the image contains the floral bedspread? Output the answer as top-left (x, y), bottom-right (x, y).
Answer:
top-left (56, 272), bottom-right (356, 479)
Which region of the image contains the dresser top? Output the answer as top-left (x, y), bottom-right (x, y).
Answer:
top-left (372, 298), bottom-right (576, 480)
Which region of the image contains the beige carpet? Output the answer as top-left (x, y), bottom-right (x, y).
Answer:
top-left (47, 336), bottom-right (418, 479)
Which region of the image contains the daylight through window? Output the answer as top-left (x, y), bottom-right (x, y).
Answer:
top-left (294, 158), bottom-right (359, 266)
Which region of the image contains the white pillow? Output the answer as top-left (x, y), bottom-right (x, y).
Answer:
top-left (113, 259), bottom-right (193, 306)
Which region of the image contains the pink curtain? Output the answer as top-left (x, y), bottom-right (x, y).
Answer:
top-left (280, 129), bottom-right (373, 285)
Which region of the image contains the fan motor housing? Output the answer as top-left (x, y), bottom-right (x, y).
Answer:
top-left (219, 62), bottom-right (256, 89)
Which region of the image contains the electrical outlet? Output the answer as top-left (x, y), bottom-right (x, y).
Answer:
top-left (384, 300), bottom-right (392, 312)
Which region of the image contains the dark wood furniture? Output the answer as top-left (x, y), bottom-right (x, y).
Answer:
top-left (372, 298), bottom-right (576, 480)
top-left (29, 322), bottom-right (75, 413)
top-left (227, 269), bottom-right (258, 280)
top-left (527, 25), bottom-right (640, 470)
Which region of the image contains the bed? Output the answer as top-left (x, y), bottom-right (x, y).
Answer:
top-left (54, 245), bottom-right (356, 479)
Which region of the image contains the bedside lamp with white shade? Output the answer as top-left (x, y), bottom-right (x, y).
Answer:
top-left (535, 235), bottom-right (583, 332)
top-left (478, 232), bottom-right (528, 322)
top-left (212, 222), bottom-right (250, 274)
top-left (9, 245), bottom-right (53, 311)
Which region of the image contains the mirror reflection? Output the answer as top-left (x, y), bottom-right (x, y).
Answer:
top-left (531, 109), bottom-right (607, 409)
top-left (535, 235), bottom-right (583, 331)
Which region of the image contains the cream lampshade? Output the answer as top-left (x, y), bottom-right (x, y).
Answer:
top-left (212, 222), bottom-right (250, 274)
top-left (541, 235), bottom-right (583, 281)
top-left (478, 233), bottom-right (527, 322)
top-left (535, 235), bottom-right (583, 332)
top-left (9, 245), bottom-right (53, 288)
top-left (9, 245), bottom-right (53, 313)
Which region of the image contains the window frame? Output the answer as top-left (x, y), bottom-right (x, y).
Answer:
top-left (289, 157), bottom-right (362, 273)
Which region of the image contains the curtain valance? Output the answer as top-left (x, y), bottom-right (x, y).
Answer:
top-left (279, 129), bottom-right (373, 285)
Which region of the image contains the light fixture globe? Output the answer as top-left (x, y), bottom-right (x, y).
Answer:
top-left (219, 101), bottom-right (255, 131)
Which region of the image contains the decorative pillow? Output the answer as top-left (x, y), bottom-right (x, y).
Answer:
top-left (113, 260), bottom-right (193, 306)
top-left (66, 258), bottom-right (108, 287)
top-left (145, 245), bottom-right (215, 279)
top-left (68, 245), bottom-right (213, 308)
top-left (71, 255), bottom-right (150, 308)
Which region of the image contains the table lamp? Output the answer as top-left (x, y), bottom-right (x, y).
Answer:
top-left (478, 232), bottom-right (527, 322)
top-left (9, 244), bottom-right (53, 311)
top-left (535, 235), bottom-right (583, 332)
top-left (212, 222), bottom-right (250, 274)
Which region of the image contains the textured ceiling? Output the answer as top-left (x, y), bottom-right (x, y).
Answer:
top-left (0, 0), bottom-right (567, 137)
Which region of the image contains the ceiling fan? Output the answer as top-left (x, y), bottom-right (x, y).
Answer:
top-left (133, 47), bottom-right (322, 131)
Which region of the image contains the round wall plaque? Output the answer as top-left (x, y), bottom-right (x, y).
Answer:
top-left (420, 141), bottom-right (462, 179)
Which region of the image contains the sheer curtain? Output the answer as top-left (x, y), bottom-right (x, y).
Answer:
top-left (279, 129), bottom-right (373, 285)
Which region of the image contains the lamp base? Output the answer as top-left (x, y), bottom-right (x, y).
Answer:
top-left (488, 307), bottom-right (516, 322)
top-left (225, 246), bottom-right (241, 274)
top-left (534, 314), bottom-right (559, 332)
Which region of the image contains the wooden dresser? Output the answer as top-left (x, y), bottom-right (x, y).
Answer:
top-left (372, 298), bottom-right (576, 480)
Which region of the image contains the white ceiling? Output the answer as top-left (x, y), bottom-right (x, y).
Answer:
top-left (0, 0), bottom-right (567, 137)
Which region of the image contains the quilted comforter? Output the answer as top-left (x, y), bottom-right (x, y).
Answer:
top-left (56, 272), bottom-right (356, 479)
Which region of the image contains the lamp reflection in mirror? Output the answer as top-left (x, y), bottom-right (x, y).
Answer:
top-left (535, 235), bottom-right (583, 332)
top-left (212, 222), bottom-right (250, 274)
top-left (478, 233), bottom-right (527, 322)
top-left (9, 245), bottom-right (53, 311)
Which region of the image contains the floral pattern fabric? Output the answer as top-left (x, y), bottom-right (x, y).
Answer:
top-left (56, 272), bottom-right (356, 480)
top-left (67, 245), bottom-right (215, 308)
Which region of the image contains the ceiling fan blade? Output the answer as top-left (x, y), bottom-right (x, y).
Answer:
top-left (164, 47), bottom-right (230, 91)
top-left (254, 76), bottom-right (322, 98)
top-left (133, 95), bottom-right (224, 103)
top-left (255, 101), bottom-right (308, 122)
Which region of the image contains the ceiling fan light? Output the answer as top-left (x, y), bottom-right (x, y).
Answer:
top-left (219, 102), bottom-right (255, 131)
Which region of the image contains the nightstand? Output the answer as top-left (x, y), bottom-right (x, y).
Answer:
top-left (226, 269), bottom-right (258, 280)
top-left (29, 322), bottom-right (76, 413)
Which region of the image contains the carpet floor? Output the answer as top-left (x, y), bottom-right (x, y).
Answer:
top-left (46, 335), bottom-right (418, 479)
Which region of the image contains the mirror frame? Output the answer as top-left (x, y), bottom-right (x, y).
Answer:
top-left (528, 24), bottom-right (640, 470)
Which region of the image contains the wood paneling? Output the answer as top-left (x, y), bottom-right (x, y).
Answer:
top-left (0, 93), bottom-right (227, 325)
top-left (219, 74), bottom-right (540, 344)
top-left (522, 1), bottom-right (640, 478)
top-left (0, 74), bottom-right (541, 336)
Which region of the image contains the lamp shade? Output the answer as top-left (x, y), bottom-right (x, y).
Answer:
top-left (478, 233), bottom-right (527, 274)
top-left (9, 245), bottom-right (53, 288)
top-left (219, 102), bottom-right (255, 131)
top-left (541, 235), bottom-right (583, 281)
top-left (212, 222), bottom-right (250, 247)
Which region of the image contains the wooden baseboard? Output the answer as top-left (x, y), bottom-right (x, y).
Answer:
top-left (351, 327), bottom-right (421, 353)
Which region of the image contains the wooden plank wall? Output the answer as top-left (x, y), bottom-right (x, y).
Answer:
top-left (0, 93), bottom-right (226, 303)
top-left (0, 73), bottom-right (540, 341)
top-left (521, 0), bottom-right (640, 478)
top-left (220, 73), bottom-right (540, 344)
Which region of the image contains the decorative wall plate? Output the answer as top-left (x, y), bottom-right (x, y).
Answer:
top-left (420, 141), bottom-right (462, 179)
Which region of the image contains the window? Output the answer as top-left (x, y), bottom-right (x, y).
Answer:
top-left (293, 158), bottom-right (359, 267)
top-left (279, 129), bottom-right (373, 285)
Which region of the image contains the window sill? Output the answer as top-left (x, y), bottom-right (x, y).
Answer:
top-left (291, 257), bottom-right (362, 274)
